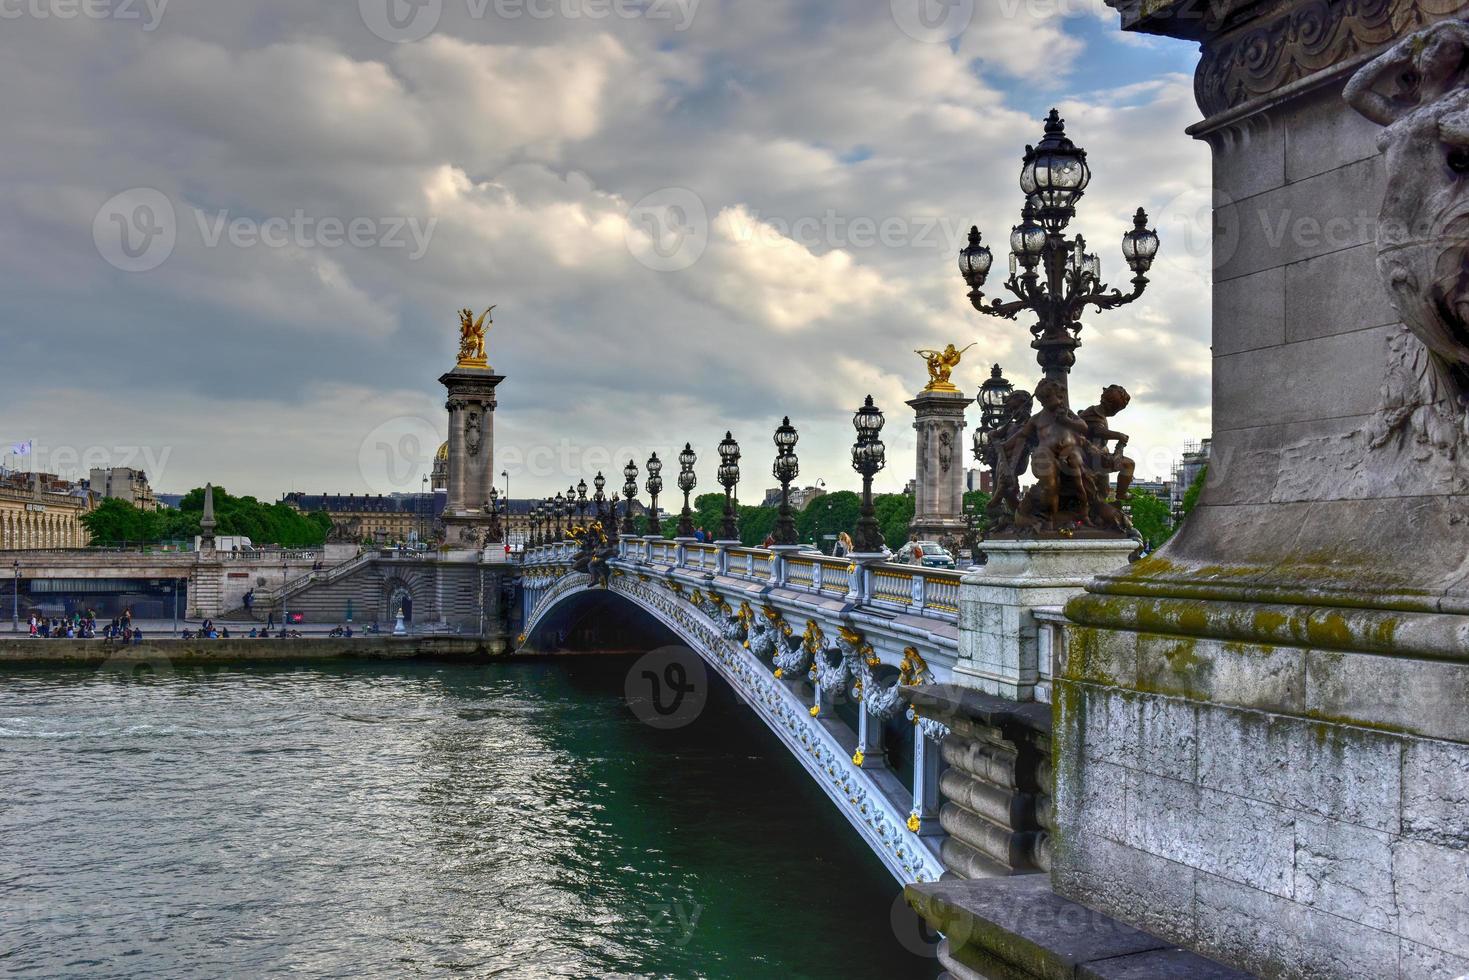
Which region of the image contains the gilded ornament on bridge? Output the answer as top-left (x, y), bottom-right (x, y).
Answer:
top-left (457, 306), bottom-right (494, 369)
top-left (914, 343), bottom-right (976, 393)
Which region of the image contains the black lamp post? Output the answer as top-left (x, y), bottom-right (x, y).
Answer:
top-left (645, 454), bottom-right (663, 537)
top-left (773, 417), bottom-right (800, 546)
top-left (959, 109), bottom-right (1159, 393)
top-left (593, 472), bottom-right (607, 523)
top-left (576, 478), bottom-right (589, 524)
top-left (676, 443), bottom-right (697, 538)
top-left (622, 460), bottom-right (639, 536)
top-left (716, 432), bottom-right (741, 542)
top-left (851, 396), bottom-right (887, 554)
top-left (11, 561), bottom-right (19, 633)
top-left (974, 363), bottom-right (1016, 473)
top-left (554, 493), bottom-right (566, 541)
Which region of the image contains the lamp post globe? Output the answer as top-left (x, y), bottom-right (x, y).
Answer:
top-left (645, 454), bottom-right (664, 536)
top-left (975, 364), bottom-right (1015, 467)
top-left (676, 443), bottom-right (698, 538)
top-left (576, 478), bottom-right (588, 523)
top-left (593, 472), bottom-right (607, 523)
top-left (622, 460), bottom-right (639, 536)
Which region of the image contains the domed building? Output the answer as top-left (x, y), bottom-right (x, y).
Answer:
top-left (431, 442), bottom-right (449, 493)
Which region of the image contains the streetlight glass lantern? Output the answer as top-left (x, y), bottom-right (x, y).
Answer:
top-left (679, 442), bottom-right (698, 473)
top-left (853, 395), bottom-right (885, 438)
top-left (1020, 109), bottom-right (1091, 230)
top-left (1122, 207), bottom-right (1160, 273)
top-left (624, 459), bottom-right (638, 487)
top-left (646, 454), bottom-right (663, 479)
top-left (774, 416), bottom-right (798, 452)
top-left (593, 472), bottom-right (606, 496)
top-left (959, 226), bottom-right (994, 287)
top-left (1010, 199), bottom-right (1047, 270)
top-left (677, 444), bottom-right (697, 495)
top-left (577, 479), bottom-right (588, 502)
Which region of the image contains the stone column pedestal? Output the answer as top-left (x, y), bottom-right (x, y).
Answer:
top-left (438, 366), bottom-right (504, 551)
top-left (955, 539), bottom-right (1134, 700)
top-left (907, 389), bottom-right (971, 544)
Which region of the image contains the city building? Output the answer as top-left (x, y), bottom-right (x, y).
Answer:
top-left (0, 471), bottom-right (93, 550)
top-left (283, 492), bottom-right (445, 545)
top-left (760, 485), bottom-right (828, 510)
top-left (89, 467), bottom-right (157, 511)
top-left (1170, 438), bottom-right (1211, 515)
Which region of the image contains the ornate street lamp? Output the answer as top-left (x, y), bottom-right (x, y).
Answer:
top-left (716, 431), bottom-right (741, 542)
top-left (645, 453), bottom-right (664, 536)
top-left (622, 459), bottom-right (639, 536)
top-left (974, 363), bottom-right (1016, 471)
top-left (576, 478), bottom-right (589, 524)
top-left (554, 492), bottom-right (566, 541)
top-left (772, 417), bottom-right (800, 546)
top-left (676, 443), bottom-right (698, 538)
top-left (959, 109), bottom-right (1160, 390)
top-left (851, 396), bottom-right (887, 554)
top-left (593, 472), bottom-right (607, 523)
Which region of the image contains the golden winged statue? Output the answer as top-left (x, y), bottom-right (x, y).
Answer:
top-left (914, 342), bottom-right (976, 393)
top-left (457, 306), bottom-right (495, 369)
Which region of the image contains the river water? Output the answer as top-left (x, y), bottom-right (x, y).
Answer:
top-left (0, 657), bottom-right (935, 979)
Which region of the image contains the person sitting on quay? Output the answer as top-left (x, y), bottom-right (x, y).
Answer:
top-left (132, 628), bottom-right (143, 645)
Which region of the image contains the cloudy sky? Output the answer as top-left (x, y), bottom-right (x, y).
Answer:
top-left (0, 0), bottom-right (1211, 501)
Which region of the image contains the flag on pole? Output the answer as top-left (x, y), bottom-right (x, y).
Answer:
top-left (10, 441), bottom-right (31, 456)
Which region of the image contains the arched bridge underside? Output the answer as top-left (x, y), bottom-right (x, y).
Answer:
top-left (521, 567), bottom-right (951, 884)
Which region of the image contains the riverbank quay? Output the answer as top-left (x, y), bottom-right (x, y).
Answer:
top-left (0, 635), bottom-right (510, 667)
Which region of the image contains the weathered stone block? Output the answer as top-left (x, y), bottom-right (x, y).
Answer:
top-left (1213, 323), bottom-right (1396, 432)
top-left (1135, 634), bottom-right (1304, 716)
top-left (1307, 651), bottom-right (1469, 745)
top-left (1123, 774), bottom-right (1296, 897)
top-left (1214, 266), bottom-right (1285, 356)
top-left (1283, 83), bottom-right (1389, 183)
top-left (1194, 874), bottom-right (1399, 980)
top-left (1293, 814), bottom-right (1399, 933)
top-left (1080, 689), bottom-right (1197, 783)
top-left (1062, 759), bottom-right (1128, 845)
top-left (1400, 936), bottom-right (1469, 980)
top-left (1195, 704), bottom-right (1402, 835)
top-left (1393, 839), bottom-right (1469, 960)
top-left (1217, 154), bottom-right (1383, 282)
top-left (1403, 738), bottom-right (1469, 851)
top-left (1285, 241), bottom-right (1400, 344)
top-left (1052, 831), bottom-right (1198, 951)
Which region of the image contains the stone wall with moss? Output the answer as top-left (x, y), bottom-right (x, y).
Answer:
top-left (1052, 622), bottom-right (1469, 978)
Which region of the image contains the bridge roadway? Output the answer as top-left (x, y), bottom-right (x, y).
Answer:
top-left (520, 537), bottom-right (976, 884)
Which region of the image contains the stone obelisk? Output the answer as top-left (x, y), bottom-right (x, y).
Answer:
top-left (439, 308), bottom-right (504, 552)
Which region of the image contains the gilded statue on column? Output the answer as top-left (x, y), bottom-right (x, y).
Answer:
top-left (914, 343), bottom-right (976, 393)
top-left (457, 306), bottom-right (494, 369)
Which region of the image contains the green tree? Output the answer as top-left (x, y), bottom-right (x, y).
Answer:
top-left (796, 491), bottom-right (862, 552)
top-left (874, 494), bottom-right (915, 551)
top-left (1182, 465), bottom-right (1208, 515)
top-left (1127, 491), bottom-right (1174, 549)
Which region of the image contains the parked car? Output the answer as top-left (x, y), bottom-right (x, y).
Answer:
top-left (916, 542), bottom-right (956, 569)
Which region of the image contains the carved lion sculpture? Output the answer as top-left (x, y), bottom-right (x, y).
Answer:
top-left (1347, 20), bottom-right (1469, 444)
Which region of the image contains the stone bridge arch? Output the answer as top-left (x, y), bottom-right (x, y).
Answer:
top-left (521, 572), bottom-right (945, 884)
